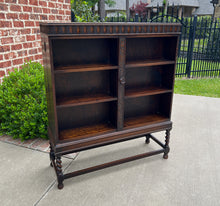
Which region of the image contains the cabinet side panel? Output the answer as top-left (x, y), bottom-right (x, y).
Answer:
top-left (41, 34), bottom-right (58, 145)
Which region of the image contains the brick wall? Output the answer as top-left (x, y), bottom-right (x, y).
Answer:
top-left (0, 0), bottom-right (71, 83)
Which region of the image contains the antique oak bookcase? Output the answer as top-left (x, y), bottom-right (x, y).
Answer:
top-left (40, 22), bottom-right (181, 189)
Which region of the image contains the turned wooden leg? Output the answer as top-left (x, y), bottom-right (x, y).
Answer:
top-left (49, 143), bottom-right (55, 167)
top-left (163, 129), bottom-right (171, 159)
top-left (145, 134), bottom-right (150, 144)
top-left (56, 156), bottom-right (64, 189)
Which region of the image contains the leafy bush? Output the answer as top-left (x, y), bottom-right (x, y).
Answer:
top-left (71, 0), bottom-right (99, 22)
top-left (130, 1), bottom-right (149, 18)
top-left (0, 61), bottom-right (48, 141)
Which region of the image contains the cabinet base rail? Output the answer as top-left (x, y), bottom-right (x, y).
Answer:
top-left (50, 130), bottom-right (171, 190)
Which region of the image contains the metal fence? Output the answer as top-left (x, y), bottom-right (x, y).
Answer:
top-left (105, 7), bottom-right (220, 78)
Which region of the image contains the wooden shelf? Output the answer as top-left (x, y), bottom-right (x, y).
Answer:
top-left (124, 114), bottom-right (169, 129)
top-left (56, 94), bottom-right (117, 108)
top-left (125, 87), bottom-right (172, 99)
top-left (125, 59), bottom-right (175, 69)
top-left (59, 123), bottom-right (115, 141)
top-left (54, 64), bottom-right (118, 73)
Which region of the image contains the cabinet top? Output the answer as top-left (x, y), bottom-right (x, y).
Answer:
top-left (40, 22), bottom-right (181, 36)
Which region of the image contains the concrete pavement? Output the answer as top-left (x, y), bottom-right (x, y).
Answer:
top-left (0, 94), bottom-right (220, 206)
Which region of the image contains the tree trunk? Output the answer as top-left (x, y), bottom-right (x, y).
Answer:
top-left (126, 0), bottom-right (129, 21)
top-left (98, 0), bottom-right (105, 21)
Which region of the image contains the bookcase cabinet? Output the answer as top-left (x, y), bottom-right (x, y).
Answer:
top-left (40, 22), bottom-right (181, 189)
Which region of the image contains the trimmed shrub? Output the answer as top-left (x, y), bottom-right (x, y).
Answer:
top-left (0, 61), bottom-right (48, 141)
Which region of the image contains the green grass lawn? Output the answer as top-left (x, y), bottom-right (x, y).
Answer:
top-left (174, 78), bottom-right (220, 98)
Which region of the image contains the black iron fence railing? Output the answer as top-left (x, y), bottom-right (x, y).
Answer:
top-left (105, 10), bottom-right (220, 78)
top-left (71, 4), bottom-right (220, 78)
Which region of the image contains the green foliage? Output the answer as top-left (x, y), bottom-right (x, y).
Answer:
top-left (104, 0), bottom-right (116, 7)
top-left (0, 61), bottom-right (48, 141)
top-left (71, 0), bottom-right (99, 22)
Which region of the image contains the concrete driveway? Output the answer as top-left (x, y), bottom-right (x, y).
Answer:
top-left (0, 94), bottom-right (220, 206)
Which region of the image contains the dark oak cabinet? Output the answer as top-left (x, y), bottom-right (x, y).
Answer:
top-left (40, 22), bottom-right (181, 189)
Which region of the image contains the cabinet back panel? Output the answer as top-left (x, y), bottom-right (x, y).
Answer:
top-left (124, 96), bottom-right (159, 118)
top-left (52, 38), bottom-right (118, 67)
top-left (125, 67), bottom-right (161, 89)
top-left (55, 70), bottom-right (117, 99)
top-left (126, 38), bottom-right (163, 62)
top-left (57, 102), bottom-right (116, 131)
top-left (126, 37), bottom-right (177, 62)
top-left (124, 94), bottom-right (172, 118)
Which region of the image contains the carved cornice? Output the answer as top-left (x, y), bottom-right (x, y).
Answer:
top-left (40, 22), bottom-right (182, 36)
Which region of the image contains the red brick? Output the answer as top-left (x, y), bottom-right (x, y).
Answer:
top-left (23, 56), bottom-right (33, 62)
top-left (33, 7), bottom-right (42, 13)
top-left (39, 1), bottom-right (47, 7)
top-left (20, 28), bottom-right (31, 34)
top-left (34, 54), bottom-right (43, 60)
top-left (65, 0), bottom-right (70, 3)
top-left (0, 54), bottom-right (3, 61)
top-left (35, 21), bottom-right (39, 26)
top-left (9, 29), bottom-right (21, 36)
top-left (37, 47), bottom-right (42, 53)
top-left (29, 48), bottom-right (38, 55)
top-left (4, 52), bottom-right (17, 60)
top-left (25, 21), bottom-right (35, 27)
top-left (13, 21), bottom-right (24, 27)
top-left (0, 13), bottom-right (5, 19)
top-left (19, 0), bottom-right (28, 4)
top-left (63, 4), bottom-right (68, 9)
top-left (29, 0), bottom-right (38, 6)
top-left (6, 13), bottom-right (19, 19)
top-left (14, 35), bottom-right (26, 43)
top-left (0, 30), bottom-right (8, 36)
top-left (0, 70), bottom-right (6, 77)
top-left (1, 37), bottom-right (13, 45)
top-left (40, 15), bottom-right (48, 20)
top-left (19, 13), bottom-right (29, 20)
top-left (17, 50), bottom-right (27, 57)
top-left (23, 6), bottom-right (32, 12)
top-left (30, 14), bottom-right (39, 20)
top-left (26, 35), bottom-right (35, 41)
top-left (58, 0), bottom-right (64, 3)
top-left (51, 9), bottom-right (58, 14)
top-left (0, 21), bottom-right (12, 28)
top-left (13, 58), bottom-right (23, 65)
top-left (48, 2), bottom-right (55, 7)
top-left (0, 61), bottom-right (11, 68)
top-left (65, 10), bottom-right (71, 15)
top-left (10, 5), bottom-right (22, 12)
top-left (32, 28), bottom-right (40, 34)
top-left (43, 8), bottom-right (50, 14)
top-left (5, 0), bottom-right (17, 3)
top-left (11, 44), bottom-right (22, 50)
top-left (56, 15), bottom-right (63, 20)
top-left (59, 10), bottom-right (64, 15)
top-left (0, 3), bottom-right (8, 11)
top-left (0, 45), bottom-right (10, 53)
top-left (49, 15), bottom-right (55, 20)
top-left (33, 41), bottom-right (41, 47)
top-left (36, 34), bottom-right (41, 40)
top-left (23, 42), bottom-right (33, 48)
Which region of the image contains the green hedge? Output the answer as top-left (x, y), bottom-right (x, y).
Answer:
top-left (0, 61), bottom-right (48, 141)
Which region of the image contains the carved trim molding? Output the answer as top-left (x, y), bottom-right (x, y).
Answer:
top-left (40, 23), bottom-right (182, 36)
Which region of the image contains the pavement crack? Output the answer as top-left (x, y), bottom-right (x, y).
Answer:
top-left (33, 157), bottom-right (75, 205)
